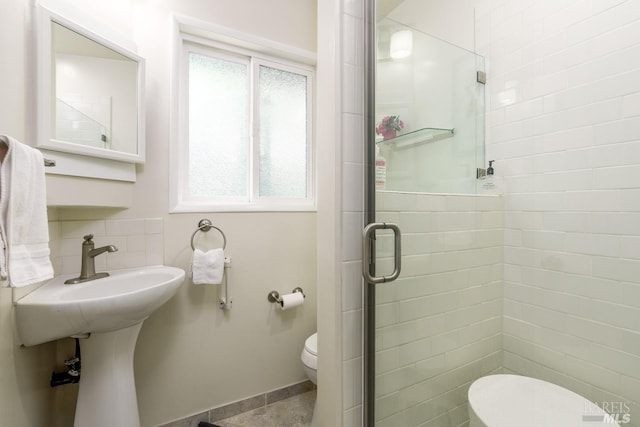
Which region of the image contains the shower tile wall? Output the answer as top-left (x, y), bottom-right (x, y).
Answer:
top-left (341, 0), bottom-right (366, 425)
top-left (374, 193), bottom-right (503, 426)
top-left (476, 0), bottom-right (640, 423)
top-left (48, 217), bottom-right (164, 275)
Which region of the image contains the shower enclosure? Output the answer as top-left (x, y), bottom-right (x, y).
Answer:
top-left (363, 1), bottom-right (640, 426)
top-left (364, 8), bottom-right (494, 426)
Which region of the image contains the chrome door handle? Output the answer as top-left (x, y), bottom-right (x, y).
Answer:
top-left (362, 222), bottom-right (401, 284)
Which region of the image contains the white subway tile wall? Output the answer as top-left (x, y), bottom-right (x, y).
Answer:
top-left (373, 193), bottom-right (503, 426)
top-left (341, 0), bottom-right (366, 423)
top-left (49, 218), bottom-right (164, 275)
top-left (477, 0), bottom-right (640, 423)
top-left (48, 219), bottom-right (62, 275)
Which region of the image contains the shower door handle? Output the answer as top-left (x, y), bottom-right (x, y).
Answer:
top-left (362, 222), bottom-right (401, 284)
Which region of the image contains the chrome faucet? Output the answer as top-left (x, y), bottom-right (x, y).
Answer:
top-left (64, 234), bottom-right (118, 284)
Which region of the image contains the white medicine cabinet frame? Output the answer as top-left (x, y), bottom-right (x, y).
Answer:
top-left (36, 2), bottom-right (145, 180)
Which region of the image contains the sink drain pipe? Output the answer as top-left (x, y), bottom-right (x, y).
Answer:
top-left (50, 338), bottom-right (81, 387)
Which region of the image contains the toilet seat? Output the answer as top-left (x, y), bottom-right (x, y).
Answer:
top-left (301, 332), bottom-right (318, 427)
top-left (304, 333), bottom-right (317, 356)
top-left (301, 333), bottom-right (317, 371)
top-left (468, 375), bottom-right (620, 427)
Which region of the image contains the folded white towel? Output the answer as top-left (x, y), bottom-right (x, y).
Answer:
top-left (0, 135), bottom-right (54, 287)
top-left (190, 248), bottom-right (224, 285)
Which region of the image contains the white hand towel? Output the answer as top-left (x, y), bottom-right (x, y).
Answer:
top-left (190, 248), bottom-right (224, 285)
top-left (0, 135), bottom-right (54, 287)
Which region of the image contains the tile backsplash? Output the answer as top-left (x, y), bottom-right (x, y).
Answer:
top-left (48, 218), bottom-right (164, 276)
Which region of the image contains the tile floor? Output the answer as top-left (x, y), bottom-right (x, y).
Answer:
top-left (214, 390), bottom-right (315, 427)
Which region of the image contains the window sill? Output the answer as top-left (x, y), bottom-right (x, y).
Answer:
top-left (170, 202), bottom-right (317, 213)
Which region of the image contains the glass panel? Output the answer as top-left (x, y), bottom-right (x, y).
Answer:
top-left (370, 19), bottom-right (491, 427)
top-left (258, 65), bottom-right (308, 198)
top-left (188, 52), bottom-right (248, 198)
top-left (375, 18), bottom-right (485, 194)
top-left (55, 97), bottom-right (109, 149)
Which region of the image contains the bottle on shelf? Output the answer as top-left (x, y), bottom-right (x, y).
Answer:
top-left (375, 145), bottom-right (386, 190)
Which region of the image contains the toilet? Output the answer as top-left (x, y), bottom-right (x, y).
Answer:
top-left (301, 332), bottom-right (318, 426)
top-left (468, 375), bottom-right (621, 427)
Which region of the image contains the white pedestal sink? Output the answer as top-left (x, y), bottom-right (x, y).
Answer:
top-left (15, 265), bottom-right (185, 427)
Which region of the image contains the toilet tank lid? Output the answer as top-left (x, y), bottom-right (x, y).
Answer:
top-left (304, 333), bottom-right (317, 356)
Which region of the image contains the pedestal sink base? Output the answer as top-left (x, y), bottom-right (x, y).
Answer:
top-left (14, 266), bottom-right (186, 425)
top-left (74, 323), bottom-right (143, 427)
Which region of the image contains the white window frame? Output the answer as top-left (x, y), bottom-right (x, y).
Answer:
top-left (170, 16), bottom-right (316, 213)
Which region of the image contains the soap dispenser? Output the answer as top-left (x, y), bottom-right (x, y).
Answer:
top-left (375, 145), bottom-right (387, 190)
top-left (479, 160), bottom-right (503, 194)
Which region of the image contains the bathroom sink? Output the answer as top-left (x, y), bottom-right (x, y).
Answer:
top-left (16, 265), bottom-right (185, 427)
top-left (16, 265), bottom-right (185, 346)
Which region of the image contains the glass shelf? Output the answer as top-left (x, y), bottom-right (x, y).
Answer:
top-left (376, 127), bottom-right (454, 149)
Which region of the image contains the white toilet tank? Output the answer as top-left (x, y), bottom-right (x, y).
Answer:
top-left (468, 375), bottom-right (621, 427)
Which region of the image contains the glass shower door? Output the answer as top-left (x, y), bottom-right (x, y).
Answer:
top-left (363, 9), bottom-right (496, 427)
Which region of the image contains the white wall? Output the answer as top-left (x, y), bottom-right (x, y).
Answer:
top-left (130, 2), bottom-right (316, 422)
top-left (67, 1), bottom-right (317, 425)
top-left (476, 0), bottom-right (640, 423)
top-left (0, 1), bottom-right (57, 425)
top-left (0, 1), bottom-right (318, 426)
top-left (337, 0), bottom-right (366, 424)
top-left (316, 0), bottom-right (344, 425)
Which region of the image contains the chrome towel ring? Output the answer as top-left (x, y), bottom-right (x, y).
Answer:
top-left (190, 218), bottom-right (227, 251)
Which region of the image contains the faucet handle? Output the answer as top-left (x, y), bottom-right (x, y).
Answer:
top-left (83, 234), bottom-right (94, 242)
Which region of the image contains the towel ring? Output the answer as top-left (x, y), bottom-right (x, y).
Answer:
top-left (190, 219), bottom-right (227, 251)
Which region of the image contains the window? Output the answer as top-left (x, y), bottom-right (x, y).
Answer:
top-left (171, 29), bottom-right (314, 212)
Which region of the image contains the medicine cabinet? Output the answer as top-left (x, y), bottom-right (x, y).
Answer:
top-left (36, 4), bottom-right (145, 169)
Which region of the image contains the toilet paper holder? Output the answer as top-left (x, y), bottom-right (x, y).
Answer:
top-left (268, 287), bottom-right (305, 304)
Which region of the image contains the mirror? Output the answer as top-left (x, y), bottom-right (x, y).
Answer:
top-left (37, 6), bottom-right (145, 164)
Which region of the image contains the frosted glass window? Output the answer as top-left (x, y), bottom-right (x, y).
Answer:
top-left (176, 36), bottom-right (314, 211)
top-left (259, 65), bottom-right (308, 198)
top-left (188, 53), bottom-right (248, 198)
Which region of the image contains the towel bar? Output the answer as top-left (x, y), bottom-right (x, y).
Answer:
top-left (190, 218), bottom-right (227, 251)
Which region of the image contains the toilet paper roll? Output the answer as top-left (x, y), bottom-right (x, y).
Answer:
top-left (279, 292), bottom-right (305, 310)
